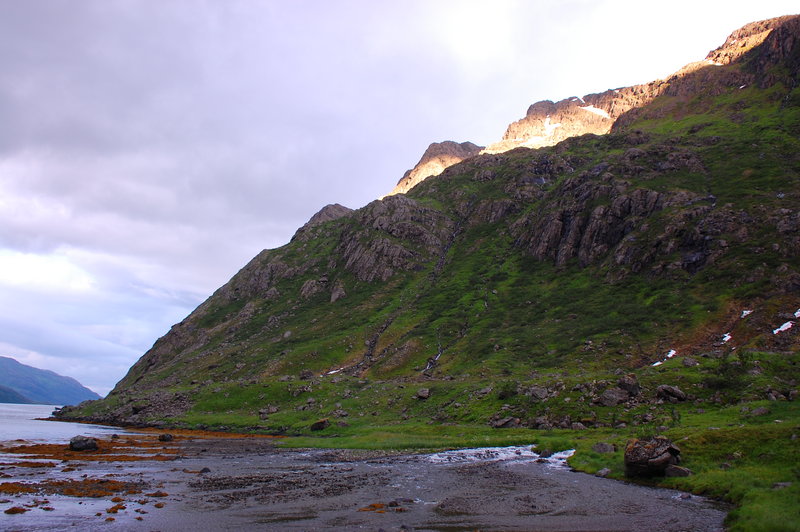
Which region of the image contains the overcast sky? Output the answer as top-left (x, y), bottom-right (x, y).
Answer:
top-left (1, 1), bottom-right (796, 396)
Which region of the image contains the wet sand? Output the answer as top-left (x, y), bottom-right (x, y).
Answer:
top-left (1, 435), bottom-right (728, 531)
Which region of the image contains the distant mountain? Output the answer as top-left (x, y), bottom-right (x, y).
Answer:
top-left (0, 384), bottom-right (35, 404)
top-left (0, 356), bottom-right (101, 405)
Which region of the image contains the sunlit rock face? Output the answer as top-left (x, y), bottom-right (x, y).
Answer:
top-left (485, 16), bottom-right (791, 154)
top-left (386, 141), bottom-right (483, 196)
top-left (389, 15), bottom-right (792, 192)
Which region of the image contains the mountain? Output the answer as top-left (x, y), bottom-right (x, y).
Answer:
top-left (57, 16), bottom-right (799, 430)
top-left (0, 384), bottom-right (35, 404)
top-left (0, 356), bottom-right (101, 405)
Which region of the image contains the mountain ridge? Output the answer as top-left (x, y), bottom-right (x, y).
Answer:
top-left (0, 356), bottom-right (101, 405)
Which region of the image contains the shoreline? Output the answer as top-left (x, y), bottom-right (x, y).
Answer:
top-left (1, 433), bottom-right (728, 531)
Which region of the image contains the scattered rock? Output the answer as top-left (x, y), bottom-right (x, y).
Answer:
top-left (199, 467), bottom-right (211, 474)
top-left (571, 422), bottom-right (587, 430)
top-left (416, 388), bottom-right (431, 400)
top-left (773, 482), bottom-right (792, 490)
top-left (299, 370), bottom-right (314, 380)
top-left (592, 442), bottom-right (616, 454)
top-left (330, 280), bottom-right (347, 303)
top-left (617, 374), bottom-right (641, 396)
top-left (69, 435), bottom-right (98, 452)
top-left (665, 465), bottom-right (693, 477)
top-left (527, 385), bottom-right (549, 401)
top-left (309, 418), bottom-right (330, 431)
top-left (596, 468), bottom-right (612, 478)
top-left (682, 357), bottom-right (699, 367)
top-left (490, 416), bottom-right (521, 428)
top-left (158, 433), bottom-right (174, 442)
top-left (259, 405), bottom-right (280, 419)
top-left (750, 406), bottom-right (771, 416)
top-left (656, 385), bottom-right (687, 403)
top-left (597, 387), bottom-right (629, 407)
top-left (624, 436), bottom-right (681, 477)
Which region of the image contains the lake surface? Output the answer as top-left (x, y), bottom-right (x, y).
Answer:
top-left (0, 403), bottom-right (134, 443)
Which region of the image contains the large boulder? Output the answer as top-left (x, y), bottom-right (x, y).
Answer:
top-left (656, 385), bottom-right (687, 403)
top-left (597, 387), bottom-right (630, 407)
top-left (624, 436), bottom-right (681, 477)
top-left (69, 435), bottom-right (98, 451)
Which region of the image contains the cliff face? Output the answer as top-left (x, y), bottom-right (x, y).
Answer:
top-left (58, 16), bottom-right (800, 429)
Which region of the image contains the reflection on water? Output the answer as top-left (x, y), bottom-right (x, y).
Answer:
top-left (0, 403), bottom-right (133, 443)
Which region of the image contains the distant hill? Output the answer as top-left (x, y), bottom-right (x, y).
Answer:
top-left (0, 356), bottom-right (101, 405)
top-left (0, 384), bottom-right (35, 404)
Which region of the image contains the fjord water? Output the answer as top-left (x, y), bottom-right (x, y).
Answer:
top-left (0, 403), bottom-right (131, 443)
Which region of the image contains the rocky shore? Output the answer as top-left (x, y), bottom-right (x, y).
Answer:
top-left (0, 433), bottom-right (727, 531)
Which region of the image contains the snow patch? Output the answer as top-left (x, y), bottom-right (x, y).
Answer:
top-left (579, 105), bottom-right (611, 119)
top-left (722, 333), bottom-right (732, 343)
top-left (741, 310), bottom-right (753, 318)
top-left (325, 368), bottom-right (344, 375)
top-left (794, 308), bottom-right (800, 318)
top-left (651, 349), bottom-right (676, 366)
top-left (543, 116), bottom-right (562, 137)
top-left (705, 59), bottom-right (724, 66)
top-left (739, 85), bottom-right (747, 90)
top-left (773, 322), bottom-right (794, 334)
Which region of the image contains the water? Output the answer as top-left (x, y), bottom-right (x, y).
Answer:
top-left (0, 403), bottom-right (134, 443)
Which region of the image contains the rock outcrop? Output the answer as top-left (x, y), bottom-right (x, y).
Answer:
top-left (388, 141), bottom-right (483, 196)
top-left (293, 203), bottom-right (353, 241)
